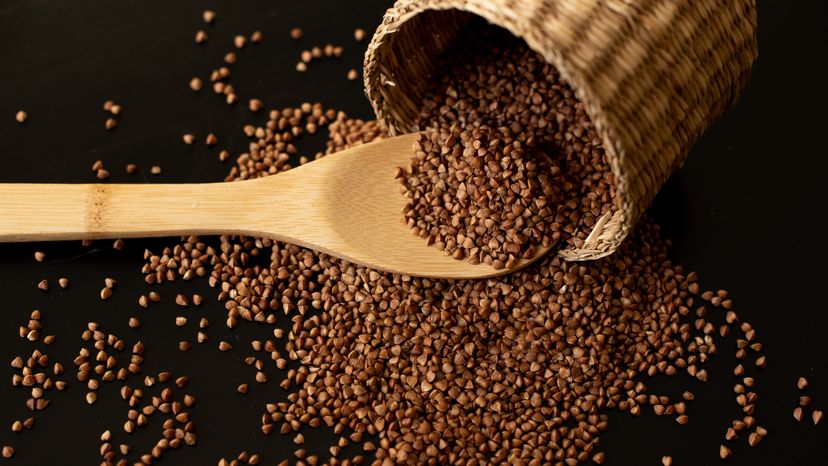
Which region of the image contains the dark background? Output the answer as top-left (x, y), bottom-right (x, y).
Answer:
top-left (0, 0), bottom-right (825, 464)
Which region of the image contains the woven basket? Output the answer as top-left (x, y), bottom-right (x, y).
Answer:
top-left (363, 0), bottom-right (758, 261)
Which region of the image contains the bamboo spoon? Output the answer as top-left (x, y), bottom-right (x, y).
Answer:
top-left (0, 133), bottom-right (553, 279)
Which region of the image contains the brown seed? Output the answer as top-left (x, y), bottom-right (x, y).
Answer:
top-left (189, 77), bottom-right (203, 92)
top-left (100, 287), bottom-right (112, 300)
top-left (113, 239), bottom-right (124, 250)
top-left (179, 341), bottom-right (191, 352)
top-left (794, 406), bottom-right (803, 422)
top-left (86, 392), bottom-right (97, 404)
top-left (138, 295), bottom-right (149, 308)
top-left (219, 341), bottom-right (232, 351)
top-left (719, 445), bottom-right (731, 459)
top-left (2, 446), bottom-right (13, 458)
top-left (296, 62), bottom-right (307, 72)
top-left (237, 384), bottom-right (248, 394)
top-left (128, 317), bottom-right (141, 328)
top-left (224, 52), bottom-right (236, 65)
top-left (290, 27), bottom-right (303, 40)
top-left (109, 105), bottom-right (122, 115)
top-left (347, 69), bottom-right (359, 81)
top-left (202, 10), bottom-right (216, 24)
top-left (15, 110), bottom-right (27, 123)
top-left (249, 99), bottom-right (264, 112)
top-left (206, 133), bottom-right (218, 146)
top-left (748, 432), bottom-right (762, 446)
top-left (675, 415), bottom-right (689, 425)
top-left (800, 396), bottom-right (812, 407)
top-left (58, 278), bottom-right (69, 288)
top-left (175, 317), bottom-right (187, 327)
top-left (105, 118), bottom-right (117, 130)
top-left (195, 30), bottom-right (208, 43)
top-left (11, 420), bottom-right (22, 432)
top-left (150, 165), bottom-right (161, 175)
top-left (662, 456), bottom-right (672, 466)
top-left (37, 279), bottom-right (48, 291)
top-left (814, 410), bottom-right (824, 426)
top-left (104, 277), bottom-right (117, 289)
top-left (34, 251), bottom-right (46, 262)
top-left (183, 134), bottom-right (195, 145)
top-left (219, 150), bottom-right (230, 162)
top-left (294, 433), bottom-right (305, 445)
top-left (175, 294), bottom-right (189, 306)
top-left (234, 35), bottom-right (246, 48)
top-left (354, 28), bottom-right (366, 42)
top-left (797, 377), bottom-right (809, 390)
top-left (250, 31), bottom-right (263, 43)
top-left (96, 168), bottom-right (110, 180)
top-left (755, 356), bottom-right (766, 368)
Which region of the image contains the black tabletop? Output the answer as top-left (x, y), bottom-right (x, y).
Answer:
top-left (0, 1), bottom-right (825, 465)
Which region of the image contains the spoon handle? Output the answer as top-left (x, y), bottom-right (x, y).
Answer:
top-left (0, 182), bottom-right (254, 242)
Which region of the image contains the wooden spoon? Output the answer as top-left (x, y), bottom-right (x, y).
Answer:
top-left (0, 133), bottom-right (553, 278)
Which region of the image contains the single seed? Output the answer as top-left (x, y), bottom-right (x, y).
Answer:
top-left (234, 35), bottom-right (246, 48)
top-left (96, 168), bottom-right (110, 180)
top-left (104, 277), bottom-right (117, 289)
top-left (347, 69), bottom-right (359, 81)
top-left (662, 456), bottom-right (672, 466)
top-left (175, 294), bottom-right (189, 306)
top-left (195, 30), bottom-right (208, 43)
top-left (105, 118), bottom-right (117, 130)
top-left (150, 165), bottom-right (161, 175)
top-left (237, 384), bottom-right (248, 394)
top-left (2, 446), bottom-right (13, 458)
top-left (719, 445), bottom-right (731, 459)
top-left (15, 111), bottom-right (27, 123)
top-left (202, 10), bottom-right (216, 24)
top-left (58, 278), bottom-right (69, 288)
top-left (189, 77), bottom-right (202, 92)
top-left (179, 341), bottom-right (191, 352)
top-left (175, 317), bottom-right (187, 327)
top-left (296, 62), bottom-right (307, 72)
top-left (675, 415), bottom-right (689, 425)
top-left (290, 27), bottom-right (303, 40)
top-left (794, 407), bottom-right (803, 422)
top-left (86, 392), bottom-right (97, 404)
top-left (34, 251), bottom-right (46, 262)
top-left (250, 31), bottom-right (263, 43)
top-left (11, 421), bottom-right (22, 432)
top-left (755, 356), bottom-right (766, 368)
top-left (109, 105), bottom-right (122, 115)
top-left (224, 52), bottom-right (236, 65)
top-left (128, 317), bottom-right (141, 328)
top-left (354, 28), bottom-right (366, 42)
top-left (113, 239), bottom-right (124, 250)
top-left (249, 99), bottom-right (263, 112)
top-left (183, 134), bottom-right (195, 145)
top-left (219, 341), bottom-right (232, 351)
top-left (206, 133), bottom-right (218, 146)
top-left (814, 410), bottom-right (824, 426)
top-left (798, 377), bottom-right (809, 390)
top-left (37, 279), bottom-right (48, 291)
top-left (100, 287), bottom-right (112, 300)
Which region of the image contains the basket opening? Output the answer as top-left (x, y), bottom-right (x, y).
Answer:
top-left (381, 11), bottom-right (621, 255)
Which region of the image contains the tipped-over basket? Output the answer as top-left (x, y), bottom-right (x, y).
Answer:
top-left (363, 0), bottom-right (758, 261)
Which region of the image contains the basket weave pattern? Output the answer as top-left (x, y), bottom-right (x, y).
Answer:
top-left (363, 0), bottom-right (758, 260)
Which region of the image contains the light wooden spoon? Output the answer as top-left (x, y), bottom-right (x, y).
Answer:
top-left (0, 133), bottom-right (553, 278)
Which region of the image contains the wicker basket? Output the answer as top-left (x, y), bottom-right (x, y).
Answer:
top-left (363, 0), bottom-right (758, 261)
